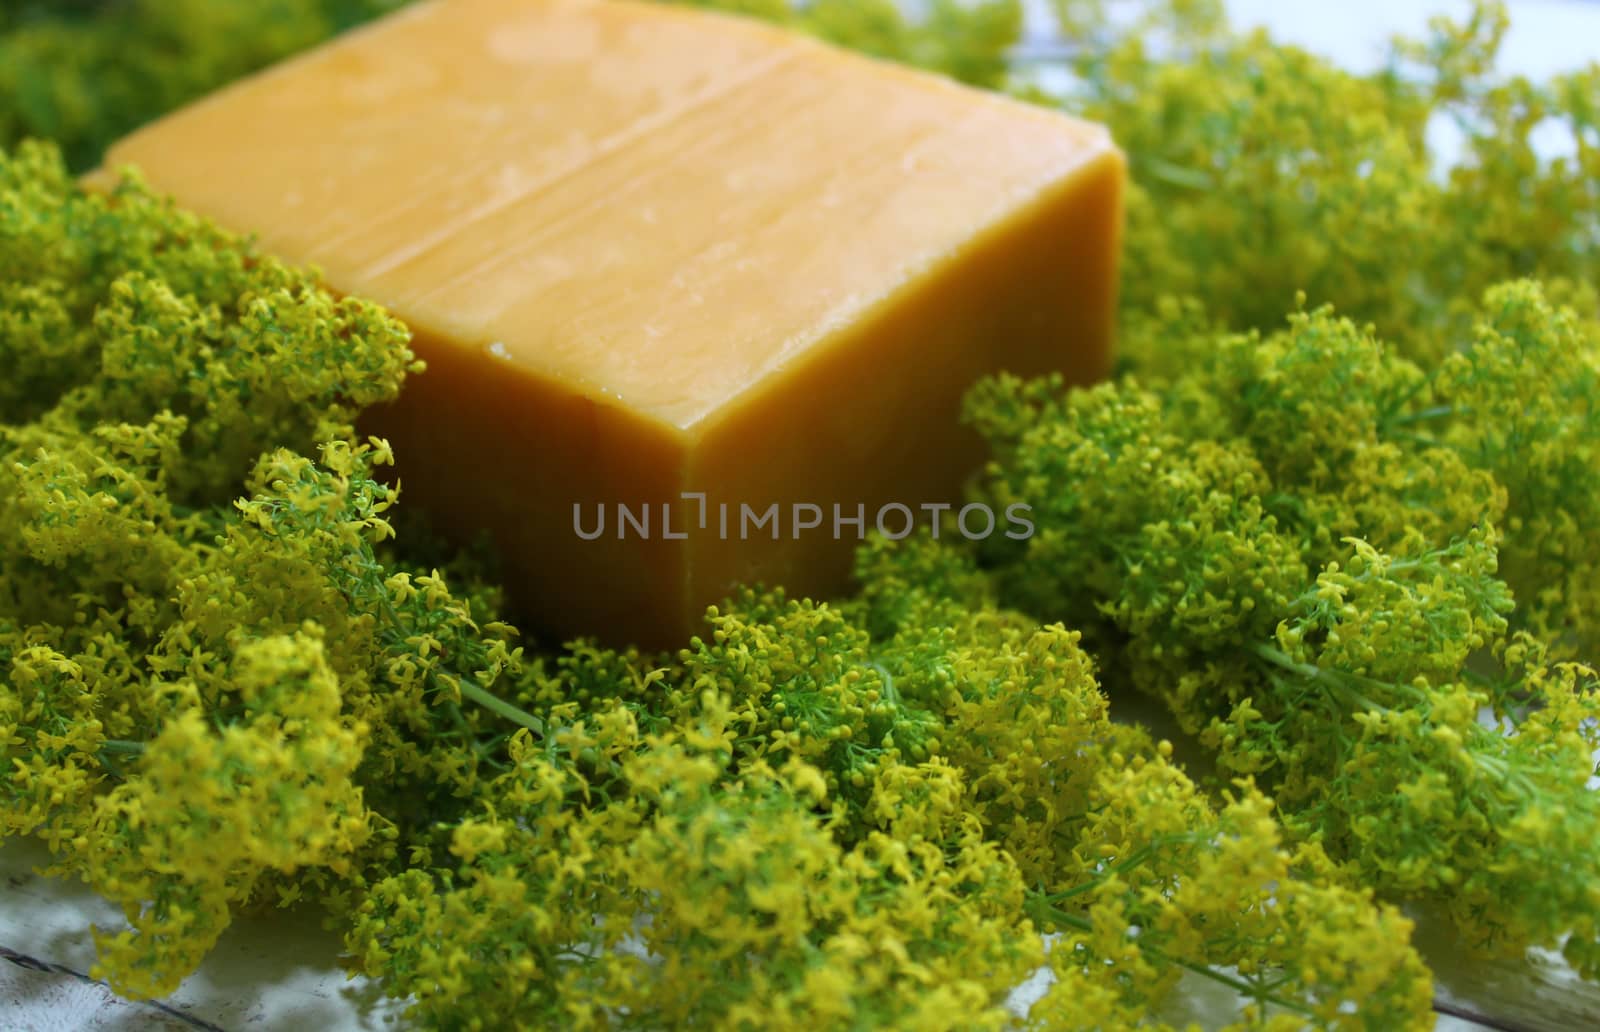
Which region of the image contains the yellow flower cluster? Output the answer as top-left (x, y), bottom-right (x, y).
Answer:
top-left (967, 283), bottom-right (1600, 976)
top-left (1030, 758), bottom-right (1431, 1030)
top-left (1049, 0), bottom-right (1599, 366)
top-left (85, 634), bottom-right (370, 998)
top-left (349, 596), bottom-right (1433, 1028)
top-left (4, 0), bottom-right (1599, 1027)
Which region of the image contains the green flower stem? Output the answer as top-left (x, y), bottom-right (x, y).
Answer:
top-left (1027, 898), bottom-right (1317, 1019)
top-left (458, 680), bottom-right (545, 736)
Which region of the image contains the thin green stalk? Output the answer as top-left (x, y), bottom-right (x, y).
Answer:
top-left (458, 680), bottom-right (546, 736)
top-left (1029, 899), bottom-right (1317, 1019)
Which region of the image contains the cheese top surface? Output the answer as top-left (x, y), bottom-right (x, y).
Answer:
top-left (104, 0), bottom-right (1114, 434)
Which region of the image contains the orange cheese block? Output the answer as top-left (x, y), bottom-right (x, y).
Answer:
top-left (101, 0), bottom-right (1125, 649)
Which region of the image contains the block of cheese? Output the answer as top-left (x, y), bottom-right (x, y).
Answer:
top-left (101, 0), bottom-right (1124, 649)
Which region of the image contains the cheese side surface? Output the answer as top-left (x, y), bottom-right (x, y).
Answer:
top-left (102, 0), bottom-right (1125, 648)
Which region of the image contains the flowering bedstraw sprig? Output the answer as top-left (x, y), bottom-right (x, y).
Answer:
top-left (1046, 0), bottom-right (1599, 365)
top-left (965, 283), bottom-right (1600, 976)
top-left (351, 576), bottom-right (1436, 1029)
top-left (6, 0), bottom-right (1600, 1025)
top-left (0, 142), bottom-right (539, 996)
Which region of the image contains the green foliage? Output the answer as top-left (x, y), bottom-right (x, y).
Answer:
top-left (4, 0), bottom-right (1600, 1027)
top-left (0, 141), bottom-right (535, 996)
top-left (1027, 756), bottom-right (1432, 1030)
top-left (0, 0), bottom-right (410, 171)
top-left (1, 137), bottom-right (1422, 1027)
top-left (85, 633), bottom-right (369, 999)
top-left (673, 0), bottom-right (1024, 89)
top-left (1046, 0), bottom-right (1600, 365)
top-left (965, 285), bottom-right (1600, 976)
top-left (345, 577), bottom-right (1433, 1030)
top-left (1431, 283), bottom-right (1600, 650)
